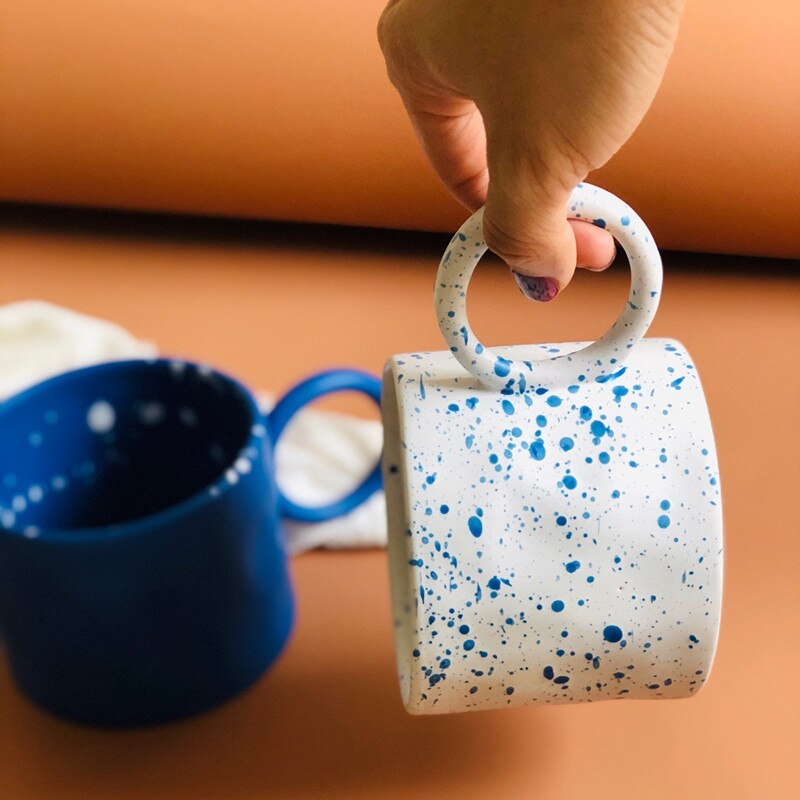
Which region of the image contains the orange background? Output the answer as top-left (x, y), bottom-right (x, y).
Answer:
top-left (1, 205), bottom-right (798, 799)
top-left (1, 0), bottom-right (799, 257)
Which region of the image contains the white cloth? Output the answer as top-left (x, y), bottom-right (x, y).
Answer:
top-left (0, 301), bottom-right (157, 400)
top-left (0, 301), bottom-right (387, 553)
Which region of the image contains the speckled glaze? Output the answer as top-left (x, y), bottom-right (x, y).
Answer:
top-left (382, 183), bottom-right (723, 715)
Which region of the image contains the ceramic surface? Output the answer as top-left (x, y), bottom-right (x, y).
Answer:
top-left (382, 184), bottom-right (723, 714)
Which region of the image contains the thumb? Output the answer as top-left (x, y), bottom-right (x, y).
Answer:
top-left (483, 178), bottom-right (577, 303)
top-left (481, 127), bottom-right (580, 302)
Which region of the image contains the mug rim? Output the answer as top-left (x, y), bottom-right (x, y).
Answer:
top-left (0, 357), bottom-right (266, 543)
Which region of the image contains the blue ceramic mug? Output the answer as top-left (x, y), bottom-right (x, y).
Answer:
top-left (0, 359), bottom-right (381, 726)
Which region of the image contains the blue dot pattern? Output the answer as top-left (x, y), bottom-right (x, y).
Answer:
top-left (382, 184), bottom-right (723, 714)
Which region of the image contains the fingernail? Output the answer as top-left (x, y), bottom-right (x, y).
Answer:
top-left (513, 272), bottom-right (559, 302)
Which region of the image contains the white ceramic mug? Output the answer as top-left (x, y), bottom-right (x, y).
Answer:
top-left (382, 183), bottom-right (723, 715)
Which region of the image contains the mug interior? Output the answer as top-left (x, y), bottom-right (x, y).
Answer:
top-left (0, 360), bottom-right (254, 532)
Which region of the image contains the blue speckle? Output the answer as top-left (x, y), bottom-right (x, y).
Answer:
top-left (464, 639), bottom-right (475, 651)
top-left (579, 406), bottom-right (592, 421)
top-left (565, 560), bottom-right (581, 573)
top-left (529, 439), bottom-right (546, 461)
top-left (556, 515), bottom-right (567, 527)
top-left (487, 576), bottom-right (501, 591)
top-left (590, 420), bottom-right (607, 438)
top-left (621, 215), bottom-right (630, 226)
top-left (459, 624), bottom-right (470, 634)
top-left (660, 499), bottom-right (671, 510)
top-left (612, 386), bottom-right (629, 402)
top-left (494, 358), bottom-right (511, 377)
top-left (593, 218), bottom-right (606, 228)
top-left (440, 504), bottom-right (449, 514)
top-left (536, 414), bottom-right (547, 427)
top-left (543, 666), bottom-right (554, 680)
top-left (419, 376), bottom-right (426, 399)
top-left (546, 395), bottom-right (562, 407)
top-left (553, 675), bottom-right (570, 685)
top-left (502, 399), bottom-right (515, 415)
top-left (551, 600), bottom-right (565, 612)
top-left (596, 366), bottom-right (627, 384)
top-left (603, 625), bottom-right (623, 643)
top-left (468, 516), bottom-right (483, 537)
top-left (559, 436), bottom-right (574, 451)
top-left (425, 474), bottom-right (436, 485)
top-left (465, 397), bottom-right (478, 409)
top-left (562, 475), bottom-right (577, 490)
top-left (599, 451), bottom-right (610, 464)
top-left (505, 686), bottom-right (515, 696)
top-left (670, 377), bottom-right (685, 389)
top-left (448, 403), bottom-right (459, 412)
top-left (657, 515), bottom-right (671, 529)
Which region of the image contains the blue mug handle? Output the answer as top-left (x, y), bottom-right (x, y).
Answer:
top-left (268, 369), bottom-right (382, 523)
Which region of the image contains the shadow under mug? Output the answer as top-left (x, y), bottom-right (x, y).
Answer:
top-left (0, 359), bottom-right (381, 726)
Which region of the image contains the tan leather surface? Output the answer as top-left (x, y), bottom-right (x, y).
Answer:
top-left (1, 1), bottom-right (799, 258)
top-left (0, 206), bottom-right (798, 799)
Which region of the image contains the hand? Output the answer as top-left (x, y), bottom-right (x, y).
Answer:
top-left (378, 0), bottom-right (684, 300)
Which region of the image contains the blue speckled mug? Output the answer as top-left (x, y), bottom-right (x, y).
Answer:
top-left (382, 183), bottom-right (723, 715)
top-left (0, 360), bottom-right (381, 726)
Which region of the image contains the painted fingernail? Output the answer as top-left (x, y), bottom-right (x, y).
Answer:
top-left (512, 272), bottom-right (559, 302)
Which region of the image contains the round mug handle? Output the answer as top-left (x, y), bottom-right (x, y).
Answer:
top-left (268, 369), bottom-right (382, 523)
top-left (435, 182), bottom-right (663, 390)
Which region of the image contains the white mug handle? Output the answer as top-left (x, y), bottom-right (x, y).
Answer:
top-left (435, 182), bottom-right (663, 390)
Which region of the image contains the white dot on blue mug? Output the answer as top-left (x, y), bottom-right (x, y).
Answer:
top-left (178, 407), bottom-right (198, 426)
top-left (27, 484), bottom-right (43, 503)
top-left (87, 400), bottom-right (116, 433)
top-left (234, 456), bottom-right (252, 475)
top-left (137, 401), bottom-right (165, 425)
